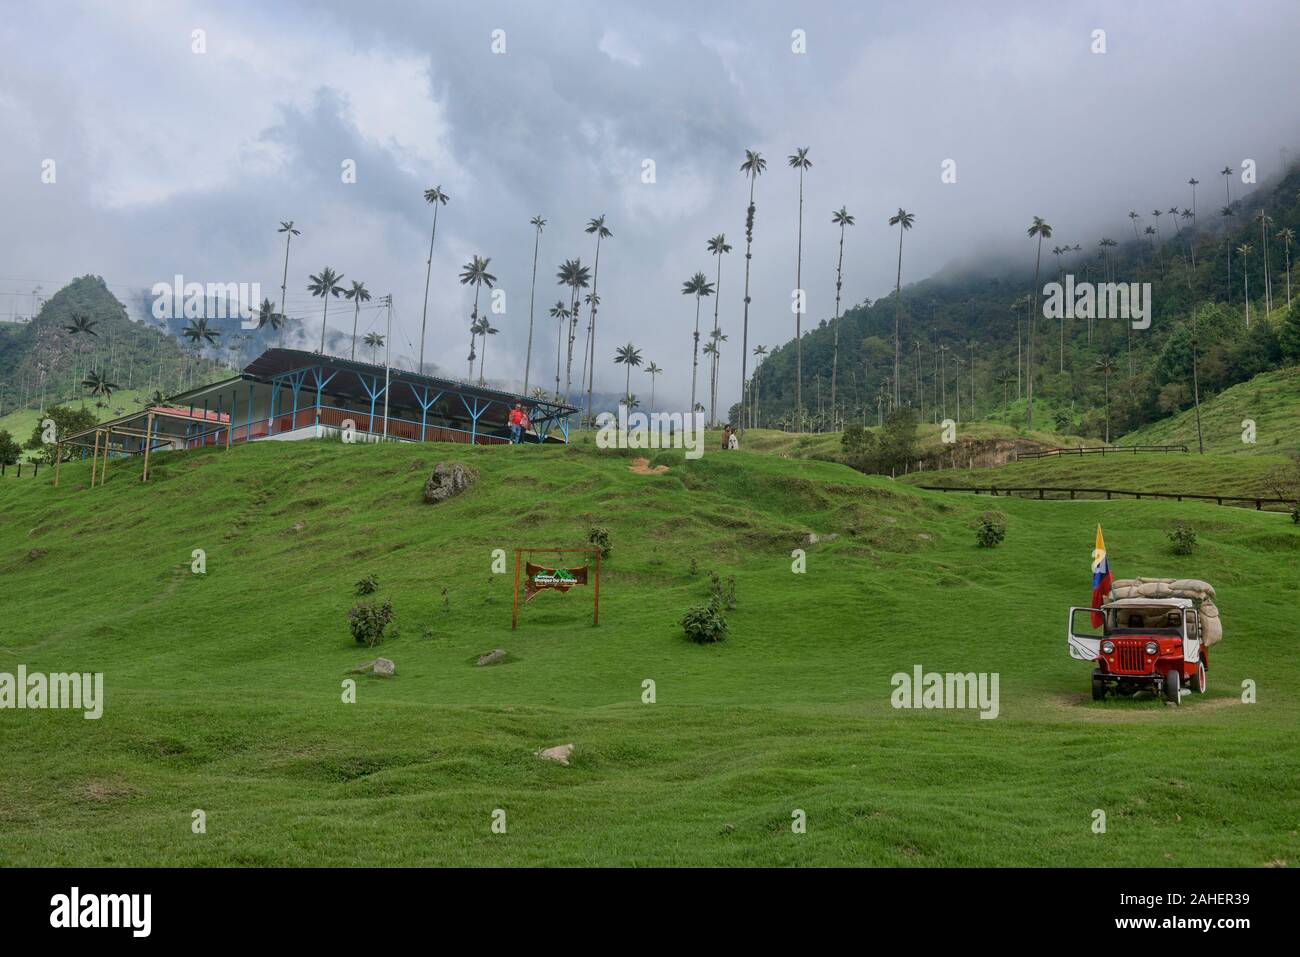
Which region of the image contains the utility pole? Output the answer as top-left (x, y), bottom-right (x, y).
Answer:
top-left (381, 295), bottom-right (393, 440)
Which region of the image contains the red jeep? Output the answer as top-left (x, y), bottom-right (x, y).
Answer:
top-left (1068, 598), bottom-right (1207, 705)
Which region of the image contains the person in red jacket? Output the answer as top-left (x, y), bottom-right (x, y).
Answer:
top-left (509, 403), bottom-right (525, 444)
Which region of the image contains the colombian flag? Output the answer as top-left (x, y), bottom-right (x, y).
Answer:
top-left (1090, 525), bottom-right (1113, 627)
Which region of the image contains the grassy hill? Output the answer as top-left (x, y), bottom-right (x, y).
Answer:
top-left (0, 437), bottom-right (1297, 866)
top-left (1121, 365), bottom-right (1300, 456)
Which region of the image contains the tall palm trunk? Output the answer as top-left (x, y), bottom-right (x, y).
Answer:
top-left (892, 227), bottom-right (905, 410)
top-left (794, 167), bottom-right (805, 431)
top-left (583, 237), bottom-right (605, 425)
top-left (740, 174), bottom-right (757, 430)
top-left (554, 315), bottom-right (563, 400)
top-left (279, 233), bottom-right (293, 346)
top-left (690, 294), bottom-right (703, 413)
top-left (710, 255), bottom-right (724, 424)
top-left (350, 299), bottom-right (361, 360)
top-left (318, 295), bottom-right (331, 354)
top-left (1027, 236), bottom-right (1044, 430)
top-left (468, 285), bottom-right (482, 379)
top-left (830, 221), bottom-right (846, 424)
top-left (419, 202), bottom-right (441, 374)
top-left (565, 287), bottom-right (580, 402)
top-left (524, 226), bottom-right (541, 395)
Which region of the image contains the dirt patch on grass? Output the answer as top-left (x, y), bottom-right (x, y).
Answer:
top-left (629, 457), bottom-right (669, 474)
top-left (1049, 692), bottom-right (1241, 719)
top-left (76, 779), bottom-right (142, 803)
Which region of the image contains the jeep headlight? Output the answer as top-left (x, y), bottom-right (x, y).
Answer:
top-left (1101, 640), bottom-right (1114, 654)
top-left (1145, 641), bottom-right (1158, 655)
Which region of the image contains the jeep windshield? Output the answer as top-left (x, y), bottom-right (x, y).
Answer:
top-left (1107, 606), bottom-right (1182, 636)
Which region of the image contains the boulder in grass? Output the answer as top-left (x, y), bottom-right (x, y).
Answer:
top-left (351, 657), bottom-right (396, 676)
top-left (423, 463), bottom-right (478, 504)
top-left (537, 743), bottom-right (574, 766)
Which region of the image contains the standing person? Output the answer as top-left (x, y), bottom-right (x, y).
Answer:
top-left (721, 425), bottom-right (731, 450)
top-left (727, 428), bottom-right (739, 450)
top-left (509, 403), bottom-right (525, 444)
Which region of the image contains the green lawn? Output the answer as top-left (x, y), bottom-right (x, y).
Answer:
top-left (0, 437), bottom-right (1296, 866)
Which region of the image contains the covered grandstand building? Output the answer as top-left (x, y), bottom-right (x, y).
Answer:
top-left (58, 348), bottom-right (578, 486)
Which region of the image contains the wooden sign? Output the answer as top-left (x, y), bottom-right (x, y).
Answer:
top-left (512, 548), bottom-right (600, 629)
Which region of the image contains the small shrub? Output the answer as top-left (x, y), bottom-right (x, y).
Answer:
top-left (681, 597), bottom-right (728, 644)
top-left (975, 513), bottom-right (1006, 548)
top-left (588, 525), bottom-right (612, 559)
top-left (420, 625), bottom-right (435, 641)
top-left (354, 574), bottom-right (379, 596)
top-left (1291, 503), bottom-right (1299, 525)
top-left (348, 599), bottom-right (394, 647)
top-left (1168, 520), bottom-right (1197, 555)
top-left (689, 557), bottom-right (698, 576)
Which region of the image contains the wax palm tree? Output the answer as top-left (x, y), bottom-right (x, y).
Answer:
top-left (706, 233), bottom-right (731, 421)
top-left (738, 149), bottom-right (767, 427)
top-left (708, 328), bottom-right (728, 424)
top-left (1237, 243), bottom-right (1253, 326)
top-left (255, 298), bottom-right (284, 345)
top-left (1128, 210), bottom-right (1141, 241)
top-left (81, 370), bottom-right (120, 407)
top-left (530, 386), bottom-right (549, 401)
top-left (997, 372), bottom-right (1014, 422)
top-left (582, 216), bottom-right (613, 423)
top-left (459, 256), bottom-right (497, 380)
top-left (63, 314), bottom-right (98, 398)
top-left (1188, 177), bottom-right (1199, 219)
top-left (549, 300), bottom-right (570, 400)
top-left (1257, 211), bottom-right (1274, 314)
top-left (1025, 215), bottom-right (1053, 430)
top-left (306, 267), bottom-right (345, 354)
top-left (276, 221), bottom-right (300, 324)
top-left (1093, 355), bottom-right (1116, 443)
top-left (613, 342), bottom-right (642, 399)
top-left (1168, 206), bottom-right (1182, 238)
top-left (624, 394), bottom-right (640, 410)
top-left (363, 331), bottom-right (385, 365)
top-left (344, 281), bottom-right (370, 360)
top-left (1220, 166), bottom-right (1233, 206)
top-left (644, 361), bottom-right (662, 414)
top-left (418, 186), bottom-right (449, 374)
top-left (751, 344), bottom-right (767, 428)
top-left (787, 147), bottom-right (812, 429)
top-left (1277, 226), bottom-right (1294, 308)
top-left (829, 206), bottom-right (855, 416)
top-left (556, 259), bottom-right (590, 401)
top-left (523, 215), bottom-right (546, 395)
top-left (475, 316), bottom-right (499, 384)
top-left (682, 271), bottom-right (715, 415)
top-left (1221, 205), bottom-right (1235, 303)
top-left (702, 339), bottom-right (719, 415)
top-left (887, 208), bottom-right (916, 410)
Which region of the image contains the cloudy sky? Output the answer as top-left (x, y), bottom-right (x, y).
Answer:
top-left (3, 0), bottom-right (1298, 406)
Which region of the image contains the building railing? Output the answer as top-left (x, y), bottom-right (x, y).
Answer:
top-left (181, 403), bottom-right (517, 449)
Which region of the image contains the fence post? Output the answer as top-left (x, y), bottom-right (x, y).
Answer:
top-left (16, 462), bottom-right (21, 477)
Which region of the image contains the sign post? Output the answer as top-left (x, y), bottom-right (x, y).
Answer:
top-left (511, 547), bottom-right (600, 630)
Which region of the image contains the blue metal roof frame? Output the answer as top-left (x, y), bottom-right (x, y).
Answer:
top-left (235, 348), bottom-right (579, 416)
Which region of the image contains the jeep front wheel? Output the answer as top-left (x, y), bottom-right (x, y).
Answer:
top-left (1164, 668), bottom-right (1181, 704)
top-left (1189, 661), bottom-right (1207, 694)
top-left (1091, 670), bottom-right (1106, 701)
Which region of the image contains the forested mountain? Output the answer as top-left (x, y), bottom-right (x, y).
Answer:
top-left (0, 276), bottom-right (229, 415)
top-left (739, 164), bottom-right (1300, 441)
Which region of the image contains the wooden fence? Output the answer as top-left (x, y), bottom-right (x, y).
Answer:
top-left (1016, 444), bottom-right (1188, 460)
top-left (918, 484), bottom-right (1295, 512)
